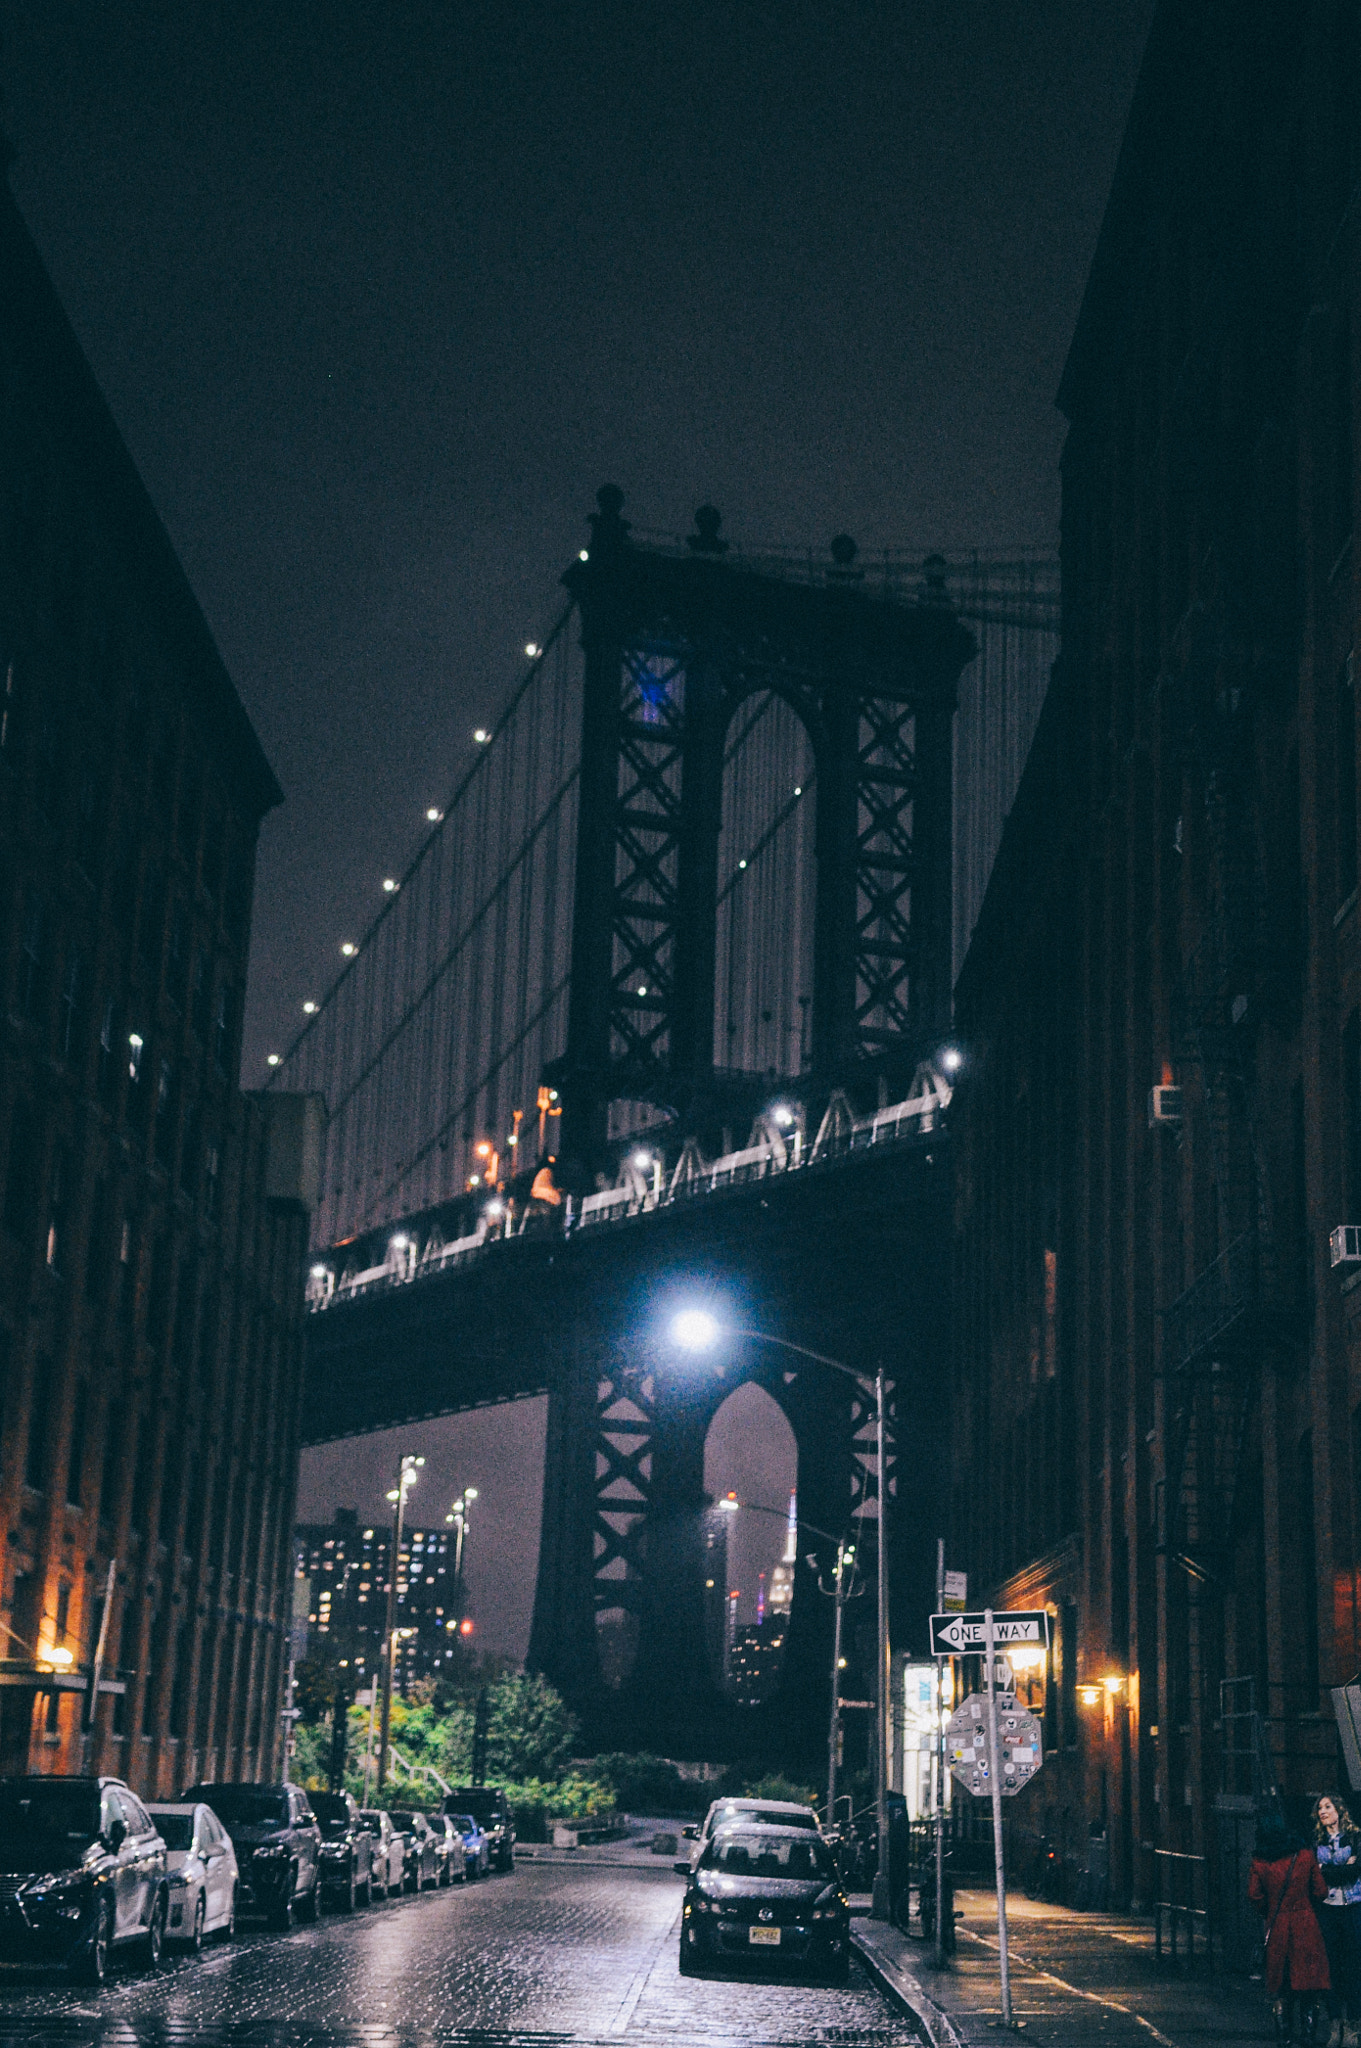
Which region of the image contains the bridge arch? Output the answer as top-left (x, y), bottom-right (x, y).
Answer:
top-left (702, 1380), bottom-right (799, 1703)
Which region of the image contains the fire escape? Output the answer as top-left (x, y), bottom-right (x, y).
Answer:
top-left (1162, 603), bottom-right (1299, 1591)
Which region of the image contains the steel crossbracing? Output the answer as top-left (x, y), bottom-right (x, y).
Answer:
top-left (268, 497), bottom-right (1056, 1260)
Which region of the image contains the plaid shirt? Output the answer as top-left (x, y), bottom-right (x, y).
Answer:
top-left (1316, 1836), bottom-right (1361, 1905)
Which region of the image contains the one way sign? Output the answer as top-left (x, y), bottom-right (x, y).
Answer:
top-left (929, 1610), bottom-right (1050, 1656)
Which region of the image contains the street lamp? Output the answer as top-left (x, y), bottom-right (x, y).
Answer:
top-left (377, 1453), bottom-right (423, 1795)
top-left (445, 1488), bottom-right (479, 1608)
top-left (668, 1310), bottom-right (895, 1920)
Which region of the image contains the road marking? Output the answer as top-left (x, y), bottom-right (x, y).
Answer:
top-left (607, 1903), bottom-right (683, 2033)
top-left (962, 1928), bottom-right (1179, 2047)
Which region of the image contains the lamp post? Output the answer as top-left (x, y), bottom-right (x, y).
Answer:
top-left (445, 1487), bottom-right (478, 1617)
top-left (670, 1311), bottom-right (894, 1920)
top-left (377, 1453), bottom-right (423, 1795)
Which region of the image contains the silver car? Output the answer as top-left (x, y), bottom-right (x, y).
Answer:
top-left (147, 1803), bottom-right (238, 1950)
top-left (358, 1809), bottom-right (405, 1899)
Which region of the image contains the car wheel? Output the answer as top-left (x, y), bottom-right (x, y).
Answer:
top-left (72, 1895), bottom-right (113, 1985)
top-left (222, 1887), bottom-right (237, 1941)
top-left (679, 1940), bottom-right (704, 1977)
top-left (140, 1892), bottom-right (167, 1971)
top-left (299, 1875), bottom-right (321, 1923)
top-left (500, 1847), bottom-right (514, 1873)
top-left (338, 1864), bottom-right (357, 1912)
top-left (360, 1868), bottom-right (373, 1907)
top-left (404, 1864), bottom-right (417, 1895)
top-left (268, 1884), bottom-right (294, 1932)
top-left (186, 1893), bottom-right (206, 1954)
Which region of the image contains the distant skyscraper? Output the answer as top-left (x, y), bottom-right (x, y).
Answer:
top-left (769, 1490), bottom-right (797, 1619)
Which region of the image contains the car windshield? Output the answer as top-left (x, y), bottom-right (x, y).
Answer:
top-left (451, 1815), bottom-right (476, 1834)
top-left (450, 1792), bottom-right (499, 1823)
top-left (189, 1787), bottom-right (289, 1830)
top-left (388, 1812), bottom-right (417, 1831)
top-left (711, 1804), bottom-right (816, 1832)
top-left (0, 1782), bottom-right (100, 1870)
top-left (310, 1794), bottom-right (352, 1834)
top-left (703, 1831), bottom-right (834, 1880)
top-left (153, 1814), bottom-right (197, 1851)
top-left (359, 1812), bottom-right (384, 1832)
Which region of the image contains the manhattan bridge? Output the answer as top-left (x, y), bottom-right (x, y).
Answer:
top-left (272, 488), bottom-right (1057, 1761)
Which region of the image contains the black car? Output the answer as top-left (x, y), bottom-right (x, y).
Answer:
top-left (182, 1782), bottom-right (320, 1930)
top-left (386, 1811), bottom-right (440, 1893)
top-left (675, 1824), bottom-right (850, 1981)
top-left (444, 1786), bottom-right (515, 1872)
top-left (0, 1776), bottom-right (168, 1984)
top-left (310, 1791), bottom-right (374, 1910)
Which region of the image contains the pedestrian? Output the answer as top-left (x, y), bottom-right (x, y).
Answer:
top-left (1250, 1815), bottom-right (1331, 2046)
top-left (1315, 1795), bottom-right (1361, 2048)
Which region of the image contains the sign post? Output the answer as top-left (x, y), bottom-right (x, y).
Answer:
top-left (985, 1609), bottom-right (1012, 2028)
top-left (935, 1607), bottom-right (1048, 2031)
top-left (934, 1541), bottom-right (947, 1968)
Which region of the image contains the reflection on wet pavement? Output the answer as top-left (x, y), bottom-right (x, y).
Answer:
top-left (0, 1863), bottom-right (917, 2048)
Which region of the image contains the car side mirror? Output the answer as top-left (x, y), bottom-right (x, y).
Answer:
top-left (673, 1861), bottom-right (692, 1876)
top-left (682, 1825), bottom-right (698, 1839)
top-left (107, 1818), bottom-right (127, 1852)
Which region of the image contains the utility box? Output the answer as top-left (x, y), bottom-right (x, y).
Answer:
top-left (1148, 1085), bottom-right (1183, 1127)
top-left (259, 1092), bottom-right (325, 1214)
top-left (1331, 1226), bottom-right (1361, 1267)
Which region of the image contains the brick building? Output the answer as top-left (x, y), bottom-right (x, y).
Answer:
top-left (949, 0), bottom-right (1359, 1936)
top-left (0, 162), bottom-right (318, 1792)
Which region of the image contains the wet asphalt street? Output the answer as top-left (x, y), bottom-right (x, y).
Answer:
top-left (0, 1855), bottom-right (917, 2048)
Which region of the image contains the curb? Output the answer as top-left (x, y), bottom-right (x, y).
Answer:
top-left (851, 1928), bottom-right (966, 2048)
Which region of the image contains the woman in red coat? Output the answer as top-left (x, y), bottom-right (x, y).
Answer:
top-left (1251, 1817), bottom-right (1332, 2046)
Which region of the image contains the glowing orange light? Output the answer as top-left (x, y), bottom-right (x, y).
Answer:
top-left (459, 1618), bottom-right (474, 1636)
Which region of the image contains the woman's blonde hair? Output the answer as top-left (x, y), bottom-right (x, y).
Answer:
top-left (1315, 1794), bottom-right (1356, 1842)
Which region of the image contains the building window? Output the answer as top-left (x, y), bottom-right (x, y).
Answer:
top-left (59, 949), bottom-right (87, 1068)
top-left (98, 1400), bottom-right (123, 1526)
top-left (25, 1364), bottom-right (52, 1492)
top-left (55, 1582), bottom-right (71, 1643)
top-left (154, 1061), bottom-right (176, 1170)
top-left (203, 1136), bottom-right (221, 1221)
top-left (97, 996), bottom-right (119, 1105)
top-left (4, 1098), bottom-right (40, 1237)
top-left (213, 984), bottom-right (235, 1079)
top-left (1339, 655), bottom-right (1357, 901)
top-left (17, 893), bottom-right (45, 1023)
top-left (66, 1381), bottom-right (88, 1507)
top-left (46, 1148), bottom-right (69, 1272)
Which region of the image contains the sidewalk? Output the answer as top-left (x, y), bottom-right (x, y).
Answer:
top-left (853, 1887), bottom-right (1279, 2046)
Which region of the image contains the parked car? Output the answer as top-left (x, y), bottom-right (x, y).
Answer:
top-left (445, 1786), bottom-right (515, 1872)
top-left (0, 1775), bottom-right (168, 1983)
top-left (675, 1823), bottom-right (850, 1981)
top-left (182, 1782), bottom-right (320, 1930)
top-left (386, 1810), bottom-right (440, 1892)
top-left (310, 1791), bottom-right (374, 1910)
top-left (147, 1801), bottom-right (238, 1950)
top-left (359, 1809), bottom-right (405, 1899)
top-left (448, 1811), bottom-right (490, 1878)
top-left (424, 1814), bottom-right (466, 1886)
top-left (683, 1796), bottom-right (821, 1865)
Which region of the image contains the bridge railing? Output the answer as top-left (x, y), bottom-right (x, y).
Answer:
top-left (310, 1063), bottom-right (953, 1311)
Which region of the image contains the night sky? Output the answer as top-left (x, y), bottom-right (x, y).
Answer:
top-left (4, 0), bottom-right (1154, 1662)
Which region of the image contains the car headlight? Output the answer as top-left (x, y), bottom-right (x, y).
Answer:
top-left (253, 1843), bottom-right (289, 1859)
top-left (168, 1871), bottom-right (193, 1888)
top-left (24, 1874), bottom-right (86, 1919)
top-left (321, 1843), bottom-right (348, 1857)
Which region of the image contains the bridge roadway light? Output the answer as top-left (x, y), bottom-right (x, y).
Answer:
top-left (666, 1307), bottom-right (895, 1921)
top-left (378, 1453), bottom-right (423, 1796)
top-left (939, 1045), bottom-right (964, 1074)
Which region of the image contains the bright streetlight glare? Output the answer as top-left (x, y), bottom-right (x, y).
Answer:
top-left (266, 1053), bottom-right (280, 1066)
top-left (631, 1150), bottom-right (653, 1168)
top-left (340, 941), bottom-right (356, 956)
top-left (671, 1308), bottom-right (721, 1351)
top-left (302, 1000), bottom-right (317, 1014)
top-left (383, 877), bottom-right (398, 892)
top-left (940, 1045), bottom-right (964, 1073)
top-left (473, 728), bottom-right (490, 744)
top-left (525, 642), bottom-right (540, 658)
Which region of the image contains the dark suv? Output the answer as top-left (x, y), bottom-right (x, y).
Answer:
top-left (182, 1782), bottom-right (320, 1930)
top-left (445, 1786), bottom-right (515, 1873)
top-left (0, 1776), bottom-right (168, 1983)
top-left (310, 1790), bottom-right (374, 1910)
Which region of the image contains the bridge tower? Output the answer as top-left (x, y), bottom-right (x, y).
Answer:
top-left (553, 487), bottom-right (975, 1170)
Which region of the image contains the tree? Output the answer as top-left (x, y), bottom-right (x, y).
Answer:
top-left (486, 1673), bottom-right (578, 1780)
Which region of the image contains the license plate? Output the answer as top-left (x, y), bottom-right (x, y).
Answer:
top-left (749, 1925), bottom-right (781, 1946)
